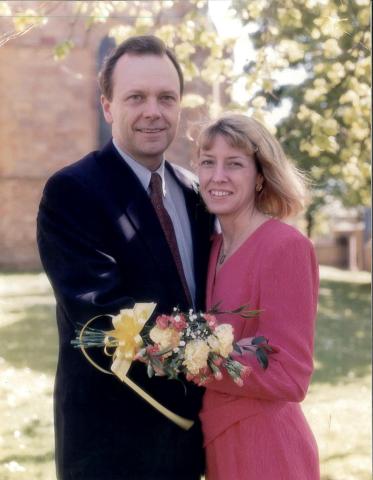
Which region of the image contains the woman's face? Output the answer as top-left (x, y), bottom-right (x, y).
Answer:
top-left (197, 134), bottom-right (261, 219)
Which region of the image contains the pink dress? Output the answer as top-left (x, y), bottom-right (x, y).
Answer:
top-left (200, 218), bottom-right (320, 480)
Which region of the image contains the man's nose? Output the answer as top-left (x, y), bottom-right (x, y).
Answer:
top-left (143, 98), bottom-right (161, 118)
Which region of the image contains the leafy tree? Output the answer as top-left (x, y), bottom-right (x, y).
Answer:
top-left (0, 0), bottom-right (233, 111)
top-left (1, 0), bottom-right (370, 236)
top-left (230, 0), bottom-right (371, 234)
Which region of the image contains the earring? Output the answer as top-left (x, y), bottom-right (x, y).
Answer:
top-left (255, 183), bottom-right (263, 192)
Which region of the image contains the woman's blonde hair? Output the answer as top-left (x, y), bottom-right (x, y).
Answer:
top-left (196, 113), bottom-right (308, 219)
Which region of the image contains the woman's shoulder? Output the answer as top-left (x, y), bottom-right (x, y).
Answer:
top-left (261, 218), bottom-right (314, 254)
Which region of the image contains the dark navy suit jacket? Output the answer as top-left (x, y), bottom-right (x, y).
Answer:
top-left (37, 141), bottom-right (213, 480)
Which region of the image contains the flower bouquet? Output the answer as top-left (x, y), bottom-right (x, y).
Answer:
top-left (72, 302), bottom-right (272, 429)
top-left (135, 306), bottom-right (271, 387)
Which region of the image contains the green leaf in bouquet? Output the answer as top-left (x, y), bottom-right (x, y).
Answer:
top-left (153, 346), bottom-right (174, 356)
top-left (209, 301), bottom-right (222, 314)
top-left (262, 344), bottom-right (274, 352)
top-left (150, 356), bottom-right (164, 372)
top-left (232, 307), bottom-right (262, 319)
top-left (251, 336), bottom-right (268, 346)
top-left (233, 343), bottom-right (243, 354)
top-left (256, 348), bottom-right (269, 370)
top-left (209, 302), bottom-right (261, 319)
top-left (147, 363), bottom-right (154, 378)
top-left (165, 368), bottom-right (179, 380)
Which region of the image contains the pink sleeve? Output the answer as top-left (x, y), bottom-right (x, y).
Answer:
top-left (205, 235), bottom-right (319, 401)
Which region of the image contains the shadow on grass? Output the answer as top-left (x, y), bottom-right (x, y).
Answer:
top-left (0, 304), bottom-right (58, 375)
top-left (313, 279), bottom-right (371, 384)
top-left (1, 452), bottom-right (54, 464)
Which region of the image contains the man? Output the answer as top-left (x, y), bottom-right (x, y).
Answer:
top-left (37, 35), bottom-right (213, 480)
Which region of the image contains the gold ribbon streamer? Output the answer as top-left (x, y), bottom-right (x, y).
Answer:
top-left (78, 312), bottom-right (194, 431)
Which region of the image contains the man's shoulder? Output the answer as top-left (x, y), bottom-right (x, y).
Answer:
top-left (54, 151), bottom-right (98, 177)
top-left (45, 142), bottom-right (118, 189)
top-left (166, 162), bottom-right (198, 193)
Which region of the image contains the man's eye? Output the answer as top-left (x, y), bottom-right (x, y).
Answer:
top-left (161, 95), bottom-right (176, 103)
top-left (128, 95), bottom-right (143, 102)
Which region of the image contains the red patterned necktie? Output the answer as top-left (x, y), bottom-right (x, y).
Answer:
top-left (149, 173), bottom-right (192, 305)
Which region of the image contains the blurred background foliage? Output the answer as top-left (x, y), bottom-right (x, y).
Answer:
top-left (0, 0), bottom-right (370, 237)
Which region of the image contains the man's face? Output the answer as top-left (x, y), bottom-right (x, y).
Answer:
top-left (101, 53), bottom-right (181, 170)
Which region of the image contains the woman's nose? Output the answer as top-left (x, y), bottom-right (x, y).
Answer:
top-left (211, 164), bottom-right (227, 182)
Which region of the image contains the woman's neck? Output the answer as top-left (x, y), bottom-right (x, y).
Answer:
top-left (218, 209), bottom-right (269, 264)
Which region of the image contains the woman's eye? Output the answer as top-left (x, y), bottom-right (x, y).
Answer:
top-left (228, 161), bottom-right (243, 168)
top-left (200, 159), bottom-right (214, 166)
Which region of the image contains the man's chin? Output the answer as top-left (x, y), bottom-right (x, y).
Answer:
top-left (135, 150), bottom-right (166, 169)
top-left (140, 144), bottom-right (171, 159)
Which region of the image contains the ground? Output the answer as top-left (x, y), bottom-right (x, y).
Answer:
top-left (0, 267), bottom-right (371, 479)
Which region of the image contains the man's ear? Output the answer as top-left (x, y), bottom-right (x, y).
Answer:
top-left (101, 95), bottom-right (113, 124)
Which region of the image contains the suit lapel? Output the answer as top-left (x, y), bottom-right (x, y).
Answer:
top-left (95, 142), bottom-right (212, 309)
top-left (95, 143), bottom-right (182, 288)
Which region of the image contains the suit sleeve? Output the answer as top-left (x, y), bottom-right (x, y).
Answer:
top-left (37, 171), bottom-right (134, 328)
top-left (205, 235), bottom-right (319, 401)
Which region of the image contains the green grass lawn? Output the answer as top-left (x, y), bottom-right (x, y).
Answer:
top-left (0, 267), bottom-right (371, 479)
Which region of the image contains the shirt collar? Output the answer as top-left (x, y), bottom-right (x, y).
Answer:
top-left (113, 140), bottom-right (167, 196)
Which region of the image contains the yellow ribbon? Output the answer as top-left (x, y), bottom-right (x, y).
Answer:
top-left (79, 303), bottom-right (194, 431)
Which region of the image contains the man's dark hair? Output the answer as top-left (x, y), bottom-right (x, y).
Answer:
top-left (98, 35), bottom-right (184, 100)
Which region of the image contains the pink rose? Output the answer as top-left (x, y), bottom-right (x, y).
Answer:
top-left (214, 371), bottom-right (223, 381)
top-left (146, 345), bottom-right (160, 355)
top-left (240, 366), bottom-right (252, 379)
top-left (134, 352), bottom-right (147, 363)
top-left (234, 377), bottom-right (244, 387)
top-left (171, 314), bottom-right (187, 331)
top-left (156, 314), bottom-right (171, 329)
top-left (186, 370), bottom-right (213, 386)
top-left (213, 357), bottom-right (223, 367)
top-left (204, 313), bottom-right (217, 330)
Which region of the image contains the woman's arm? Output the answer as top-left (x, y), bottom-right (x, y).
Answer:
top-left (205, 234), bottom-right (319, 401)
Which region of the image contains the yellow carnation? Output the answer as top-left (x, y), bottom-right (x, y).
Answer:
top-left (149, 326), bottom-right (180, 351)
top-left (207, 334), bottom-right (220, 352)
top-left (183, 340), bottom-right (210, 375)
top-left (215, 324), bottom-right (234, 357)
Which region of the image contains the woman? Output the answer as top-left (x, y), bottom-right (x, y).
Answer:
top-left (196, 114), bottom-right (319, 479)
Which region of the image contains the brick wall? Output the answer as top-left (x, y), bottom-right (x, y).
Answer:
top-left (0, 37), bottom-right (98, 269)
top-left (0, 5), bottom-right (212, 269)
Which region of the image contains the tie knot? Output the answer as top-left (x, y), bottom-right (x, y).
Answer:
top-left (150, 173), bottom-right (163, 196)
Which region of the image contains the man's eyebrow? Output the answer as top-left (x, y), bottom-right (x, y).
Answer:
top-left (124, 89), bottom-right (144, 94)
